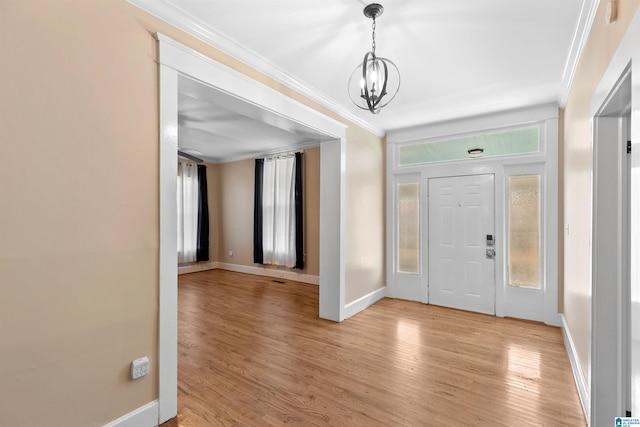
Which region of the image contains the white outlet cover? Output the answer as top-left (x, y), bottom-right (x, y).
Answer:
top-left (131, 356), bottom-right (150, 380)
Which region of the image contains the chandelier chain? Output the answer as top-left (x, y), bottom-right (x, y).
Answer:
top-left (371, 17), bottom-right (376, 55)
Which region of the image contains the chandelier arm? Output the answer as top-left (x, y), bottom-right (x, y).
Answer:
top-left (379, 60), bottom-right (389, 99)
top-left (371, 57), bottom-right (400, 109)
top-left (362, 51), bottom-right (376, 113)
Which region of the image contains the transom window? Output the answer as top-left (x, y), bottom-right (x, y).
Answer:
top-left (397, 126), bottom-right (540, 166)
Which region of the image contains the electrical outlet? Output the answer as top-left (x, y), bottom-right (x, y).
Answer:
top-left (131, 356), bottom-right (150, 380)
top-left (228, 250), bottom-right (233, 257)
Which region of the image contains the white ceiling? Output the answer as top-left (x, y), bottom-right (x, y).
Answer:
top-left (133, 0), bottom-right (594, 162)
top-left (178, 75), bottom-right (324, 163)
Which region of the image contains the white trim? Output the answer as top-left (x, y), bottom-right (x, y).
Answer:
top-left (387, 103), bottom-right (559, 145)
top-left (103, 400), bottom-right (159, 427)
top-left (127, 0), bottom-right (383, 138)
top-left (158, 63), bottom-right (179, 424)
top-left (217, 262), bottom-right (319, 285)
top-left (178, 261), bottom-right (319, 284)
top-left (591, 104), bottom-right (630, 423)
top-left (343, 287), bottom-right (386, 320)
top-left (178, 261), bottom-right (217, 275)
top-left (561, 315), bottom-right (590, 425)
top-left (158, 33), bottom-right (347, 424)
top-left (157, 35), bottom-right (347, 140)
top-left (543, 118), bottom-right (561, 327)
top-left (319, 138), bottom-right (347, 321)
top-left (558, 0), bottom-right (601, 107)
top-left (385, 143), bottom-right (395, 300)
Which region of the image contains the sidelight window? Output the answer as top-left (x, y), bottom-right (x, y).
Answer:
top-left (397, 182), bottom-right (420, 274)
top-left (508, 175), bottom-right (541, 288)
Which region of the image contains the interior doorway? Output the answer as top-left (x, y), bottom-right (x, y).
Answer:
top-left (591, 66), bottom-right (631, 425)
top-left (157, 34), bottom-right (347, 424)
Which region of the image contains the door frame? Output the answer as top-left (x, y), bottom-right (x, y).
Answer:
top-left (590, 64), bottom-right (631, 425)
top-left (385, 104), bottom-right (559, 325)
top-left (587, 9), bottom-right (640, 421)
top-left (157, 34), bottom-right (347, 424)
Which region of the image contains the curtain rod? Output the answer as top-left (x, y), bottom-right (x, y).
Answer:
top-left (178, 150), bottom-right (203, 163)
top-left (261, 149), bottom-right (304, 160)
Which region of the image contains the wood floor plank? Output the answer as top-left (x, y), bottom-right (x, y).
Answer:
top-left (166, 269), bottom-right (586, 426)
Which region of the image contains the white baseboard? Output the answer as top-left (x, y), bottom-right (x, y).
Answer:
top-left (103, 400), bottom-right (159, 427)
top-left (217, 262), bottom-right (319, 285)
top-left (177, 261), bottom-right (319, 285)
top-left (178, 261), bottom-right (218, 275)
top-left (560, 314), bottom-right (590, 425)
top-left (545, 312), bottom-right (562, 327)
top-left (343, 286), bottom-right (386, 320)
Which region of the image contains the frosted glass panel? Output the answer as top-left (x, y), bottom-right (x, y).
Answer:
top-left (398, 183), bottom-right (419, 274)
top-left (508, 175), bottom-right (540, 288)
top-left (398, 126), bottom-right (539, 166)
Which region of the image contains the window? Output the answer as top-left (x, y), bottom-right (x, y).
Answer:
top-left (508, 175), bottom-right (540, 288)
top-left (398, 126), bottom-right (540, 166)
top-left (177, 162), bottom-right (199, 263)
top-left (177, 162), bottom-right (209, 264)
top-left (254, 153), bottom-right (303, 269)
top-left (397, 182), bottom-right (419, 274)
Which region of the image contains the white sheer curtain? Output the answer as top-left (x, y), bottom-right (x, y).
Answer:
top-left (177, 161), bottom-right (199, 263)
top-left (262, 155), bottom-right (296, 267)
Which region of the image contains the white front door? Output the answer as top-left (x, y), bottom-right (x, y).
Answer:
top-left (428, 174), bottom-right (495, 314)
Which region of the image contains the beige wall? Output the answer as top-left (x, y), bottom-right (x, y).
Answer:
top-left (563, 0), bottom-right (640, 387)
top-left (215, 159), bottom-right (255, 266)
top-left (0, 1), bottom-right (384, 426)
top-left (0, 2), bottom-right (159, 426)
top-left (206, 147), bottom-right (320, 276)
top-left (345, 127), bottom-right (386, 304)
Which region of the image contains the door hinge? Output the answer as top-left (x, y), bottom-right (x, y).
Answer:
top-left (628, 140), bottom-right (632, 154)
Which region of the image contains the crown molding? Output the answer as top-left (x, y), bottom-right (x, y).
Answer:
top-left (387, 103), bottom-right (559, 145)
top-left (128, 0), bottom-right (385, 137)
top-left (558, 0), bottom-right (601, 107)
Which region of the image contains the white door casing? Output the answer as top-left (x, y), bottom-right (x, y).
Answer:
top-left (591, 67), bottom-right (631, 425)
top-left (588, 10), bottom-right (640, 421)
top-left (428, 174), bottom-right (495, 315)
top-left (386, 107), bottom-right (559, 326)
top-left (157, 34), bottom-right (347, 424)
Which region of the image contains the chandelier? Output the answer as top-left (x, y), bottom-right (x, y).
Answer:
top-left (348, 3), bottom-right (400, 114)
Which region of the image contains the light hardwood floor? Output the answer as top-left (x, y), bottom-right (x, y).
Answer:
top-left (164, 269), bottom-right (586, 426)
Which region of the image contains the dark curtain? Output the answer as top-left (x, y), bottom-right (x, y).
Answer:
top-left (253, 159), bottom-right (264, 264)
top-left (294, 153), bottom-right (304, 269)
top-left (196, 164), bottom-right (210, 262)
